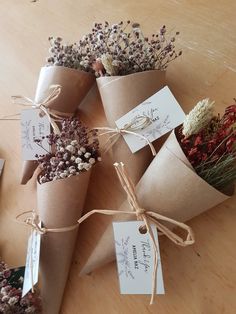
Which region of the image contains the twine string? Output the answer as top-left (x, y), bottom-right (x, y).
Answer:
top-left (11, 85), bottom-right (64, 134)
top-left (96, 115), bottom-right (156, 156)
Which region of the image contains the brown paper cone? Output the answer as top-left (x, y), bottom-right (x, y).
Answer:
top-left (21, 66), bottom-right (95, 185)
top-left (37, 171), bottom-right (91, 314)
top-left (80, 130), bottom-right (230, 275)
top-left (97, 70), bottom-right (166, 184)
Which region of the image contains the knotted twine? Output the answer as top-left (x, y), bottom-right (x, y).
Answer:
top-left (77, 162), bottom-right (195, 304)
top-left (11, 85), bottom-right (67, 134)
top-left (96, 115), bottom-right (157, 156)
top-left (2, 85), bottom-right (72, 133)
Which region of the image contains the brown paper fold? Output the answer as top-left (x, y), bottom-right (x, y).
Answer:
top-left (21, 66), bottom-right (95, 185)
top-left (97, 70), bottom-right (166, 184)
top-left (80, 130), bottom-right (230, 274)
top-left (37, 171), bottom-right (91, 314)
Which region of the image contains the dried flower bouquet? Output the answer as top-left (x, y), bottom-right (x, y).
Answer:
top-left (21, 36), bottom-right (95, 185)
top-left (80, 99), bottom-right (234, 274)
top-left (87, 21), bottom-right (181, 185)
top-left (0, 261), bottom-right (41, 313)
top-left (35, 118), bottom-right (100, 314)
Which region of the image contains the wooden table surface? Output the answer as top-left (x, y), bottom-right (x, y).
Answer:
top-left (0, 1), bottom-right (236, 313)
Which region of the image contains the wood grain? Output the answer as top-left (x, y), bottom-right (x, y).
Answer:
top-left (0, 1), bottom-right (236, 313)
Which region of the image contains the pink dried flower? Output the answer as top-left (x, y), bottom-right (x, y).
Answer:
top-left (35, 117), bottom-right (101, 183)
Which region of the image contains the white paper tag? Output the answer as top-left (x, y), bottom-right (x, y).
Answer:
top-left (22, 226), bottom-right (41, 297)
top-left (0, 159), bottom-right (4, 176)
top-left (21, 109), bottom-right (50, 160)
top-left (113, 221), bottom-right (165, 294)
top-left (115, 86), bottom-right (185, 153)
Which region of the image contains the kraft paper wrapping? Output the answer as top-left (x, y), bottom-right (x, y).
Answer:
top-left (97, 70), bottom-right (166, 185)
top-left (21, 66), bottom-right (95, 185)
top-left (37, 170), bottom-right (91, 314)
top-left (80, 130), bottom-right (230, 274)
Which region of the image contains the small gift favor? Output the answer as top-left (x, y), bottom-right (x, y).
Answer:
top-left (87, 21), bottom-right (182, 185)
top-left (0, 260), bottom-right (41, 313)
top-left (21, 36), bottom-right (95, 184)
top-left (32, 117), bottom-right (100, 314)
top-left (80, 99), bottom-right (235, 273)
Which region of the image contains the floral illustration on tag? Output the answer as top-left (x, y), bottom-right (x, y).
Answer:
top-left (115, 236), bottom-right (135, 279)
top-left (21, 120), bottom-right (33, 150)
top-left (144, 114), bottom-right (172, 139)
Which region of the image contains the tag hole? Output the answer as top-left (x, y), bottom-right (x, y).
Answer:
top-left (139, 225), bottom-right (147, 234)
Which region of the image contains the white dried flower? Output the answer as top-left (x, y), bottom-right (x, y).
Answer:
top-left (70, 156), bottom-right (76, 161)
top-left (2, 295), bottom-right (9, 302)
top-left (59, 147), bottom-right (65, 152)
top-left (182, 99), bottom-right (215, 138)
top-left (89, 157), bottom-right (96, 164)
top-left (112, 60), bottom-right (121, 67)
top-left (50, 157), bottom-right (57, 166)
top-left (60, 173), bottom-right (67, 178)
top-left (71, 140), bottom-right (78, 146)
top-left (58, 161), bottom-right (64, 167)
top-left (75, 157), bottom-right (82, 164)
top-left (66, 145), bottom-right (76, 153)
top-left (97, 157), bottom-right (102, 161)
top-left (77, 163), bottom-right (85, 170)
top-left (80, 147), bottom-right (86, 153)
top-left (19, 276), bottom-right (24, 283)
top-left (84, 152), bottom-right (91, 158)
top-left (8, 297), bottom-right (18, 306)
top-left (84, 163), bottom-right (92, 171)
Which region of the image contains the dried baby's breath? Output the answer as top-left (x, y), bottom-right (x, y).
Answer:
top-left (83, 21), bottom-right (182, 76)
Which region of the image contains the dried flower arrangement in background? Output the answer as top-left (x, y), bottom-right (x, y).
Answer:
top-left (89, 21), bottom-right (182, 76)
top-left (46, 37), bottom-right (94, 72)
top-left (46, 21), bottom-right (181, 76)
top-left (179, 99), bottom-right (236, 191)
top-left (35, 118), bottom-right (100, 183)
top-left (0, 261), bottom-right (41, 313)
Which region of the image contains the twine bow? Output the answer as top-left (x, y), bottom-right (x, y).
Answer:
top-left (96, 115), bottom-right (156, 156)
top-left (11, 85), bottom-right (70, 134)
top-left (78, 162), bottom-right (195, 304)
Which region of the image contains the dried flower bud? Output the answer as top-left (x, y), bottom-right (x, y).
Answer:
top-left (183, 99), bottom-right (215, 138)
top-left (101, 54), bottom-right (118, 76)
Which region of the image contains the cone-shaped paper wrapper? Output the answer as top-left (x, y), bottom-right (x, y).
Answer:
top-left (97, 70), bottom-right (166, 185)
top-left (80, 130), bottom-right (230, 274)
top-left (37, 171), bottom-right (91, 314)
top-left (21, 66), bottom-right (95, 185)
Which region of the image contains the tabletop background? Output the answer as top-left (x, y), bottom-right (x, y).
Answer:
top-left (0, 1), bottom-right (236, 313)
